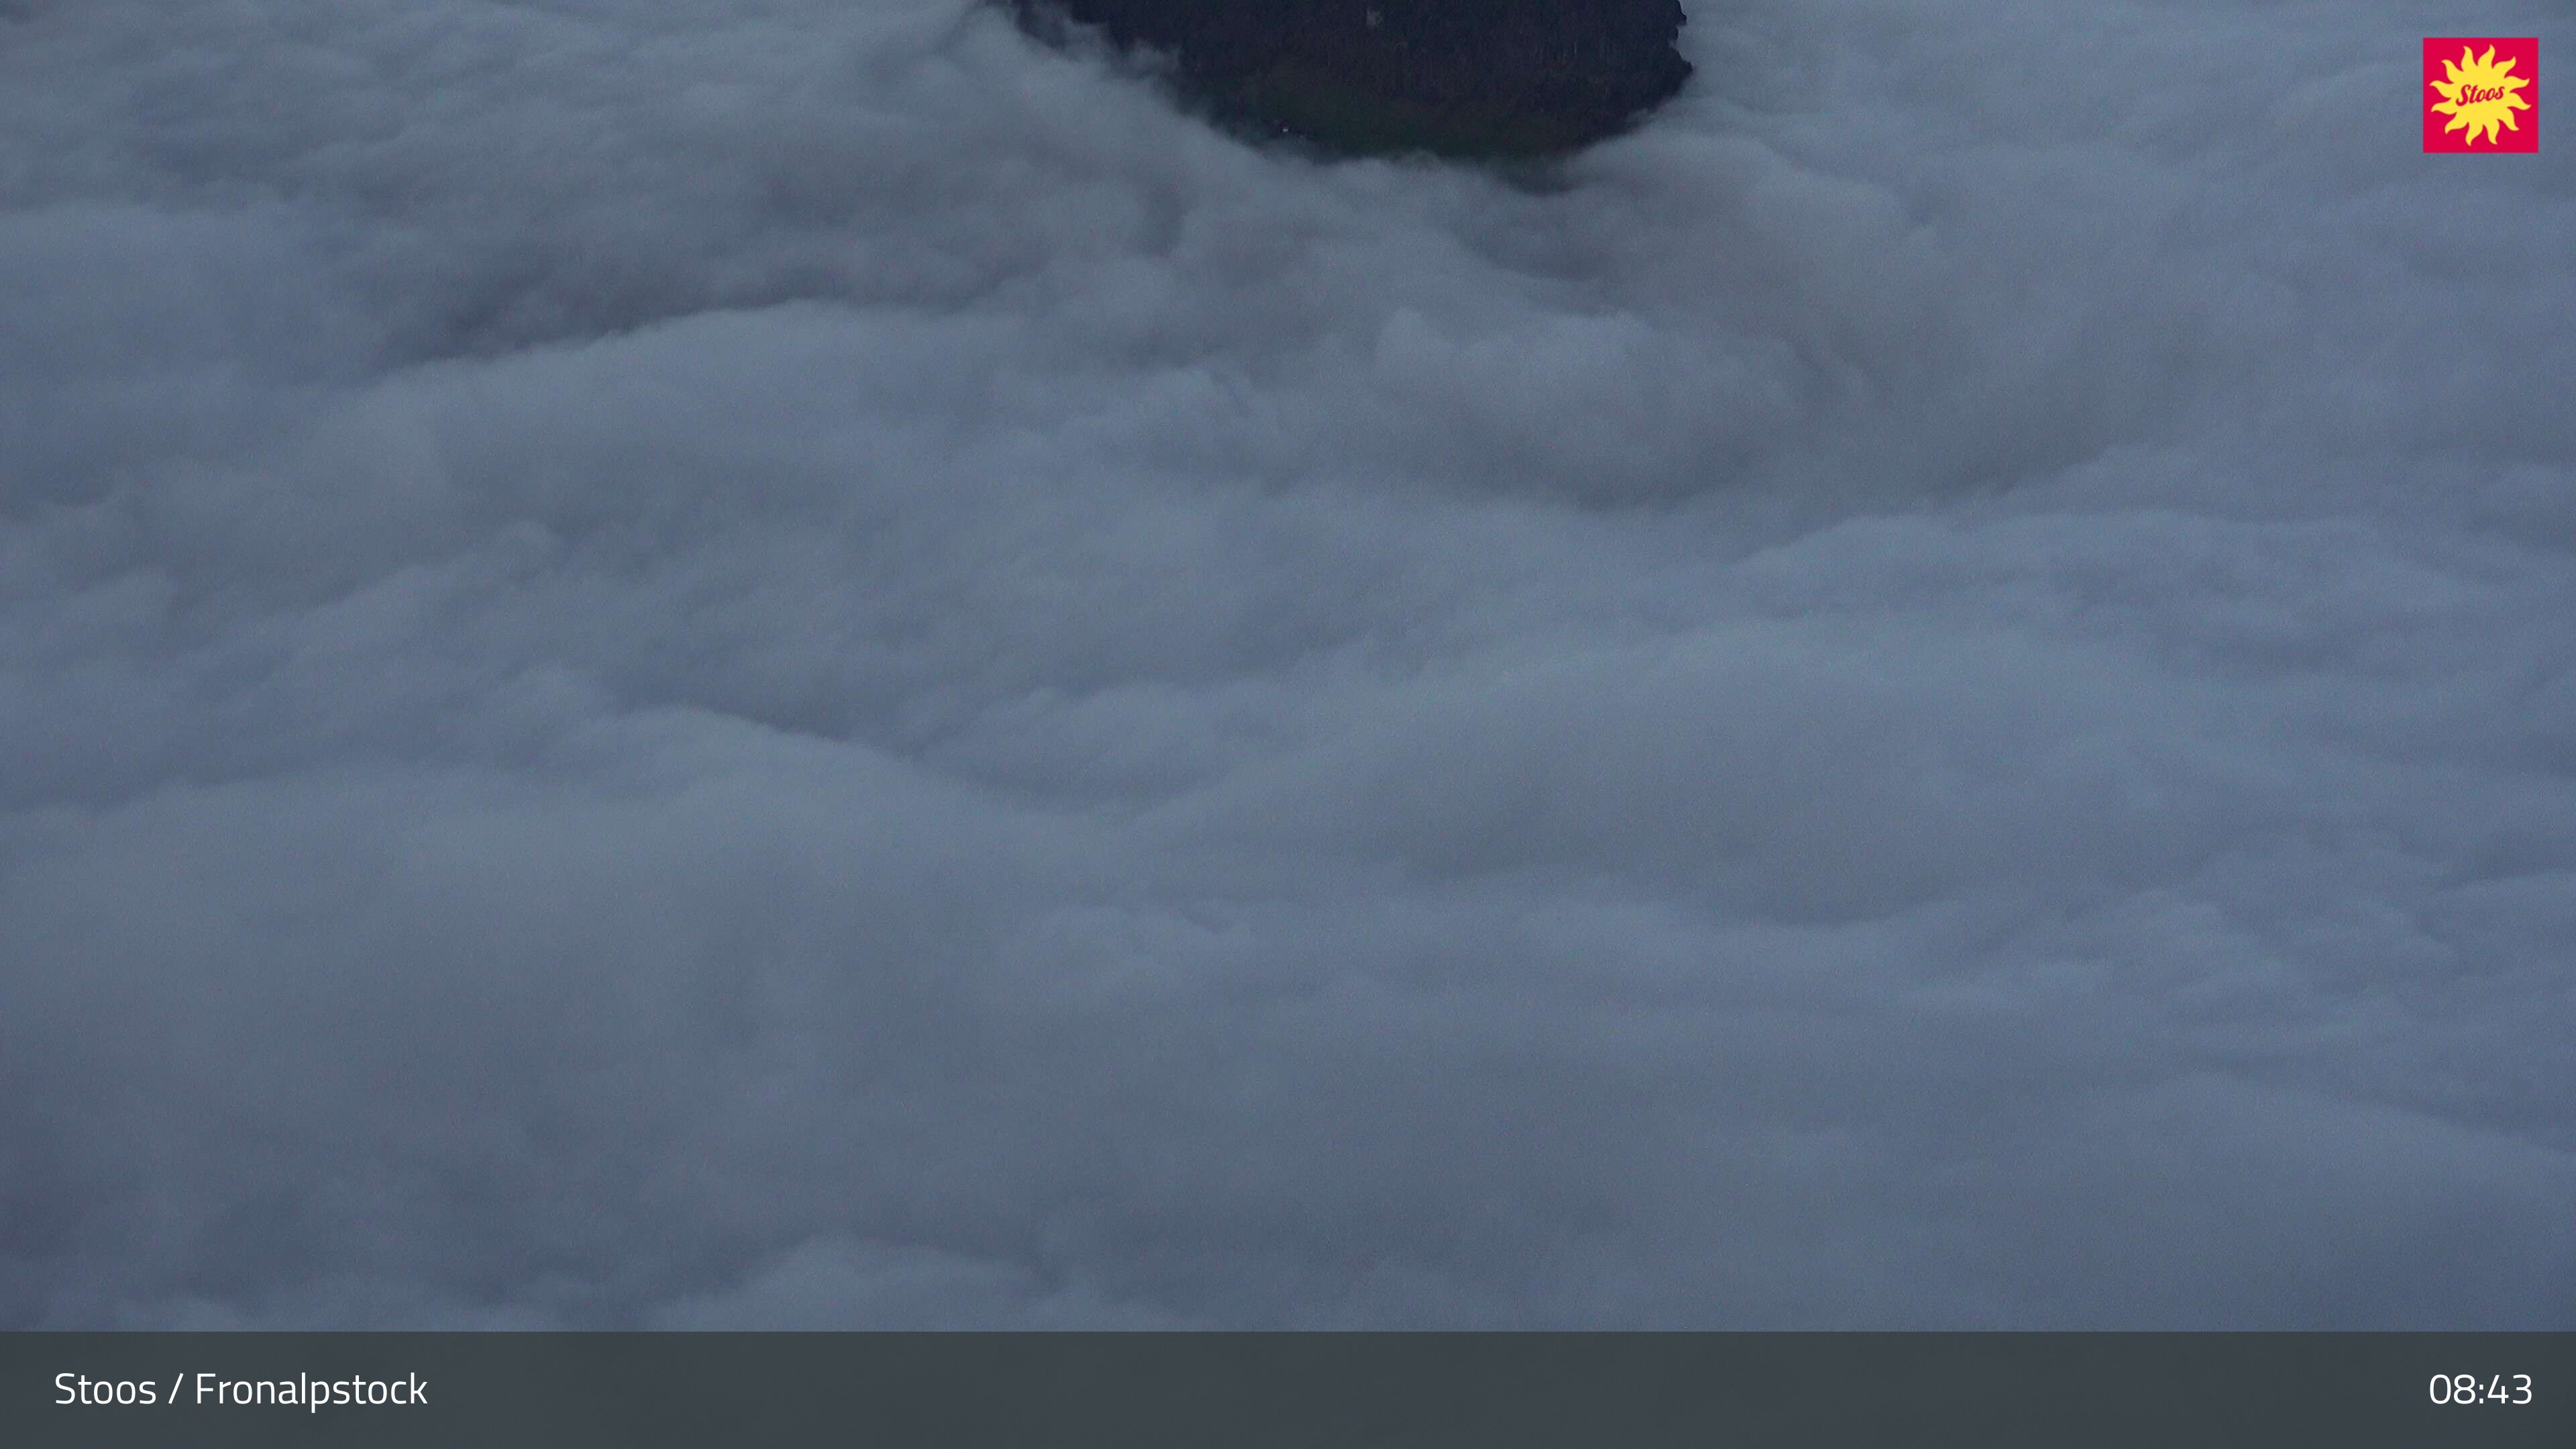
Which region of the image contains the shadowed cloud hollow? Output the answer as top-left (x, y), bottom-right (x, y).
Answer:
top-left (0, 0), bottom-right (2571, 1328)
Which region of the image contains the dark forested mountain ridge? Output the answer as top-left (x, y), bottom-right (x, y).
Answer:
top-left (1012, 0), bottom-right (1693, 157)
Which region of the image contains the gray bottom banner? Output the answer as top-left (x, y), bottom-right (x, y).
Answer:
top-left (6, 1332), bottom-right (2570, 1448)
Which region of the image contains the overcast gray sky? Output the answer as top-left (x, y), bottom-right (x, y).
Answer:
top-left (2, 0), bottom-right (2571, 1328)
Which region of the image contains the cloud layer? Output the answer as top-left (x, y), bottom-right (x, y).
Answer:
top-left (3, 0), bottom-right (2571, 1327)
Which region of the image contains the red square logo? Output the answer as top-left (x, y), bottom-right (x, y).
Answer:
top-left (2424, 38), bottom-right (2538, 151)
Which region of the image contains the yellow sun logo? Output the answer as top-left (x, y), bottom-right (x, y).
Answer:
top-left (2428, 44), bottom-right (2532, 146)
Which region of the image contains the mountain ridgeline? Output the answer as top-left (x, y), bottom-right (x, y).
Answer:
top-left (1012, 0), bottom-right (1693, 158)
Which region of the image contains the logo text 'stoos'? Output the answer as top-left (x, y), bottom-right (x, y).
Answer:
top-left (2423, 38), bottom-right (2538, 152)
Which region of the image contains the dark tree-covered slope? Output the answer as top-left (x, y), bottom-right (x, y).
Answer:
top-left (1013, 0), bottom-right (1693, 158)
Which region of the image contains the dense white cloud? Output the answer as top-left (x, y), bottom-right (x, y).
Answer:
top-left (2, 0), bottom-right (2570, 1327)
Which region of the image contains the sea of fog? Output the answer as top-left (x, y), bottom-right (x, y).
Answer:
top-left (1, 0), bottom-right (2570, 1326)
